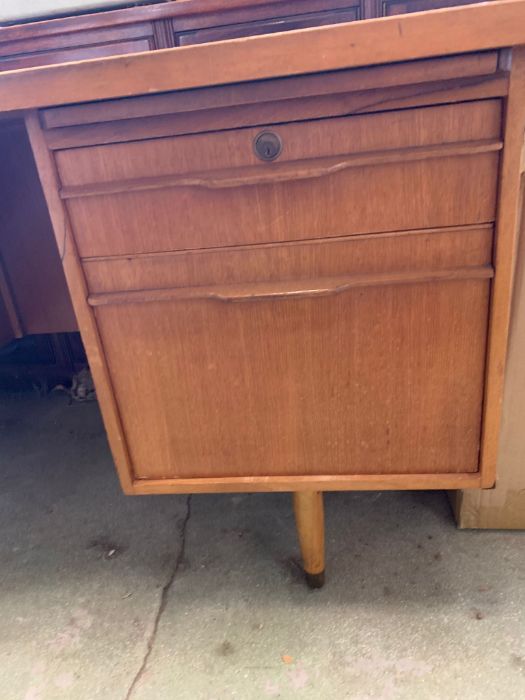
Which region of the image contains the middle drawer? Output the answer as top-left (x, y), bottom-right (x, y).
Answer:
top-left (84, 224), bottom-right (493, 297)
top-left (58, 100), bottom-right (502, 258)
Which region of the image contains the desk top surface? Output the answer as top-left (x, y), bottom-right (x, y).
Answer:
top-left (0, 0), bottom-right (524, 113)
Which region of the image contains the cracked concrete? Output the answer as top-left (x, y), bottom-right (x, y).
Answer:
top-left (1, 393), bottom-right (525, 700)
top-left (124, 496), bottom-right (192, 700)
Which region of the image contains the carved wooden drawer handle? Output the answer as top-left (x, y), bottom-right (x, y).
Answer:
top-left (60, 140), bottom-right (502, 200)
top-left (88, 266), bottom-right (494, 307)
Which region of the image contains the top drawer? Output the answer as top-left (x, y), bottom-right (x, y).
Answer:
top-left (56, 99), bottom-right (502, 258)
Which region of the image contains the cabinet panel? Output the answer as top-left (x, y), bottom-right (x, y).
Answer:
top-left (0, 39), bottom-right (153, 71)
top-left (95, 276), bottom-right (490, 480)
top-left (382, 0), bottom-right (487, 15)
top-left (175, 7), bottom-right (360, 46)
top-left (0, 24), bottom-right (155, 71)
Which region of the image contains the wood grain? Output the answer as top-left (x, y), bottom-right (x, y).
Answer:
top-left (44, 75), bottom-right (509, 151)
top-left (21, 11), bottom-right (523, 497)
top-left (54, 99), bottom-right (501, 186)
top-left (88, 266), bottom-right (493, 306)
top-left (54, 100), bottom-right (501, 257)
top-left (59, 142), bottom-right (502, 199)
top-left (0, 1), bottom-right (523, 112)
top-left (65, 152), bottom-right (499, 257)
top-left (82, 225), bottom-right (493, 293)
top-left (42, 52), bottom-right (498, 130)
top-left (293, 491), bottom-right (325, 580)
top-left (132, 472), bottom-right (483, 494)
top-left (0, 0), bottom-right (363, 43)
top-left (479, 46), bottom-right (525, 488)
top-left (174, 5), bottom-right (360, 46)
top-left (94, 277), bottom-right (490, 480)
top-left (453, 171), bottom-right (525, 527)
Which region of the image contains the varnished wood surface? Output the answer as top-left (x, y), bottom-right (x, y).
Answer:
top-left (53, 100), bottom-right (501, 258)
top-left (42, 71), bottom-right (509, 151)
top-left (293, 491), bottom-right (325, 584)
top-left (0, 0), bottom-right (503, 358)
top-left (82, 225), bottom-right (493, 293)
top-left (479, 46), bottom-right (525, 487)
top-left (42, 52), bottom-right (499, 132)
top-left (454, 171), bottom-right (525, 527)
top-left (133, 472), bottom-right (483, 494)
top-left (0, 1), bottom-right (523, 112)
top-left (95, 277), bottom-right (490, 480)
top-left (54, 100), bottom-right (501, 185)
top-left (59, 141), bottom-right (502, 199)
top-left (65, 151), bottom-right (499, 257)
top-left (21, 9), bottom-right (525, 495)
top-left (0, 0), bottom-right (363, 43)
top-left (88, 266), bottom-right (493, 306)
top-left (0, 1), bottom-right (508, 347)
top-left (174, 3), bottom-right (361, 46)
top-left (0, 24), bottom-right (156, 71)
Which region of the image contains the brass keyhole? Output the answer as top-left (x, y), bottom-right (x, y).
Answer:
top-left (254, 131), bottom-right (282, 161)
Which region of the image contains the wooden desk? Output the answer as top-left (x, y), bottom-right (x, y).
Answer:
top-left (0, 0), bottom-right (493, 344)
top-left (1, 1), bottom-right (525, 584)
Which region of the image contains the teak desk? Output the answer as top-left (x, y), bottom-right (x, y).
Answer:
top-left (3, 1), bottom-right (525, 586)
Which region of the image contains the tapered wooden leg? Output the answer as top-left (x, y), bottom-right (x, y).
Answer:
top-left (292, 490), bottom-right (325, 589)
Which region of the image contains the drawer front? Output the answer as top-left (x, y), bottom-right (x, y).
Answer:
top-left (0, 24), bottom-right (155, 72)
top-left (382, 0), bottom-right (484, 16)
top-left (90, 232), bottom-right (492, 481)
top-left (56, 100), bottom-right (500, 186)
top-left (0, 40), bottom-right (153, 71)
top-left (174, 6), bottom-right (361, 46)
top-left (58, 101), bottom-right (501, 257)
top-left (83, 225), bottom-right (493, 295)
top-left (67, 153), bottom-right (498, 258)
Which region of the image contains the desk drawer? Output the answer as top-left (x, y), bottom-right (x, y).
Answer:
top-left (88, 231), bottom-right (492, 480)
top-left (83, 225), bottom-right (493, 295)
top-left (57, 100), bottom-right (502, 257)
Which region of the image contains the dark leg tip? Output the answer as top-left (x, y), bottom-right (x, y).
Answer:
top-left (305, 570), bottom-right (325, 589)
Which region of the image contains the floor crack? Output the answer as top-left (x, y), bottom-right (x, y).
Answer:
top-left (124, 494), bottom-right (192, 700)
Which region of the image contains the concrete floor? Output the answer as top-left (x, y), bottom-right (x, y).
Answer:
top-left (1, 394), bottom-right (525, 700)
